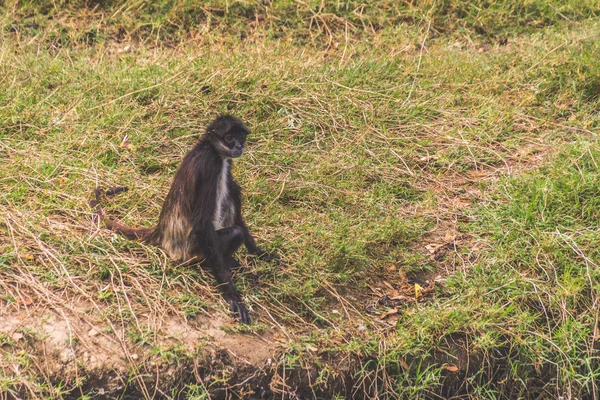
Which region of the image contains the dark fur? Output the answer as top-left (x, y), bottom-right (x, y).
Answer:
top-left (91, 115), bottom-right (273, 324)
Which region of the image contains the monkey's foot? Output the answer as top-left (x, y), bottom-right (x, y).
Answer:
top-left (229, 300), bottom-right (251, 325)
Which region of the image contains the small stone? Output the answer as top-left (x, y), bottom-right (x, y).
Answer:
top-left (60, 348), bottom-right (76, 363)
top-left (131, 353), bottom-right (138, 360)
top-left (117, 44), bottom-right (131, 54)
top-left (88, 328), bottom-right (99, 337)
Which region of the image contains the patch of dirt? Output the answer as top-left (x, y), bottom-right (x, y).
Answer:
top-left (169, 316), bottom-right (277, 367)
top-left (0, 308), bottom-right (278, 398)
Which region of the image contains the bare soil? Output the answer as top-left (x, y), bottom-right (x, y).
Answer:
top-left (1, 307), bottom-right (278, 399)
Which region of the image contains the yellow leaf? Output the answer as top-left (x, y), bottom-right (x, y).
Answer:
top-left (415, 283), bottom-right (423, 299)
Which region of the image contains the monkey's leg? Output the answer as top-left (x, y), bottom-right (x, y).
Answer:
top-left (211, 226), bottom-right (250, 324)
top-left (210, 263), bottom-right (250, 324)
top-left (192, 226), bottom-right (250, 324)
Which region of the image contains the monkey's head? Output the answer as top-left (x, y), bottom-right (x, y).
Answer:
top-left (205, 115), bottom-right (250, 159)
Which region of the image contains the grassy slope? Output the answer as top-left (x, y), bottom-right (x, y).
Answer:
top-left (1, 1), bottom-right (599, 398)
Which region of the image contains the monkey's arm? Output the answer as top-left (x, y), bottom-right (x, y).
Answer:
top-left (240, 220), bottom-right (278, 261)
top-left (231, 182), bottom-right (278, 262)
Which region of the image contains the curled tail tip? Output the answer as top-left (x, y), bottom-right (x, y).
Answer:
top-left (106, 186), bottom-right (129, 196)
top-left (90, 186), bottom-right (128, 206)
top-left (90, 187), bottom-right (103, 208)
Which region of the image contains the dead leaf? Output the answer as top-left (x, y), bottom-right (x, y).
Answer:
top-left (443, 232), bottom-right (456, 242)
top-left (382, 281), bottom-right (400, 297)
top-left (380, 308), bottom-right (399, 320)
top-left (472, 242), bottom-right (488, 251)
top-left (399, 358), bottom-right (409, 370)
top-left (425, 244), bottom-right (439, 253)
top-left (443, 364), bottom-right (459, 372)
top-left (467, 170), bottom-right (489, 178)
top-left (119, 134), bottom-right (135, 151)
top-left (390, 295), bottom-right (414, 303)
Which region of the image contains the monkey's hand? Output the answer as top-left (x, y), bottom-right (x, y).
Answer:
top-left (229, 299), bottom-right (251, 325)
top-left (248, 245), bottom-right (279, 263)
top-left (257, 249), bottom-right (279, 263)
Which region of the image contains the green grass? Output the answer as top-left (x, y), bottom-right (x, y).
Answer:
top-left (1, 0), bottom-right (600, 398)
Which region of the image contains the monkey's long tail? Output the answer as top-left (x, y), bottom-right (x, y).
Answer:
top-left (90, 187), bottom-right (154, 241)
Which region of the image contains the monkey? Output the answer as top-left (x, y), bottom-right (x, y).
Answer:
top-left (91, 115), bottom-right (275, 324)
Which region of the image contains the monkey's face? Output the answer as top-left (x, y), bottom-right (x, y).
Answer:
top-left (211, 126), bottom-right (248, 159)
top-left (219, 130), bottom-right (246, 159)
top-left (205, 115), bottom-right (250, 159)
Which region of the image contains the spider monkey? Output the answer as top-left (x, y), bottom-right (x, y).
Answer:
top-left (91, 115), bottom-right (275, 324)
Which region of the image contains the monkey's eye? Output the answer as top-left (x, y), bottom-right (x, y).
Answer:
top-left (224, 134), bottom-right (233, 143)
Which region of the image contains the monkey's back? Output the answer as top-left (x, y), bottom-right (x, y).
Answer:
top-left (152, 201), bottom-right (194, 261)
top-left (150, 144), bottom-right (211, 262)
